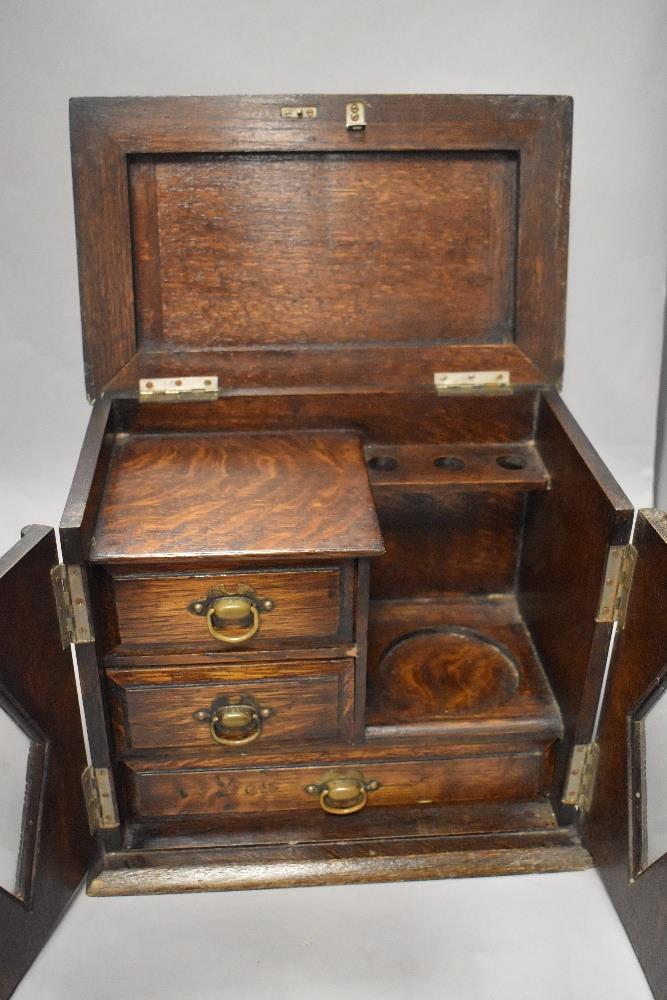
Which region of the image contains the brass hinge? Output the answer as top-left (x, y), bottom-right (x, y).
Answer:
top-left (139, 376), bottom-right (219, 403)
top-left (562, 742), bottom-right (600, 812)
top-left (596, 544), bottom-right (637, 628)
top-left (434, 370), bottom-right (512, 395)
top-left (81, 766), bottom-right (120, 833)
top-left (51, 564), bottom-right (95, 647)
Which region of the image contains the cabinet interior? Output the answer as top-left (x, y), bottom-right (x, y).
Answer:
top-left (64, 383), bottom-right (629, 859)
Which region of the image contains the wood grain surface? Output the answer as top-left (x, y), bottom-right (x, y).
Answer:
top-left (88, 827), bottom-right (591, 896)
top-left (365, 441), bottom-right (549, 492)
top-left (108, 659), bottom-right (355, 752)
top-left (99, 563), bottom-right (353, 653)
top-left (0, 527), bottom-right (92, 997)
top-left (518, 391), bottom-right (633, 816)
top-left (70, 95), bottom-right (571, 398)
top-left (371, 628), bottom-right (520, 721)
top-left (365, 596), bottom-right (562, 742)
top-left (91, 430), bottom-right (383, 562)
top-left (104, 345), bottom-right (547, 397)
top-left (370, 490), bottom-right (525, 599)
top-left (116, 388), bottom-right (539, 444)
top-left (135, 152), bottom-right (516, 350)
top-left (126, 751), bottom-right (547, 818)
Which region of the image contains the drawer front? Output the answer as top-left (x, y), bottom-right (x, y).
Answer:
top-left (126, 752), bottom-right (545, 818)
top-left (108, 660), bottom-right (355, 752)
top-left (101, 564), bottom-right (354, 655)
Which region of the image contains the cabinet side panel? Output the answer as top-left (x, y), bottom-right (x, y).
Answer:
top-left (517, 391), bottom-right (633, 810)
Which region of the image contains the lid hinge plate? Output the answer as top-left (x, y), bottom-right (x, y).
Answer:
top-left (434, 370), bottom-right (511, 395)
top-left (82, 766), bottom-right (120, 833)
top-left (596, 544), bottom-right (637, 628)
top-left (51, 564), bottom-right (95, 647)
top-left (562, 742), bottom-right (600, 812)
top-left (139, 376), bottom-right (219, 403)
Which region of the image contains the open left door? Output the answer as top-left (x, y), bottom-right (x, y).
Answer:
top-left (0, 526), bottom-right (91, 998)
top-left (587, 509), bottom-right (667, 999)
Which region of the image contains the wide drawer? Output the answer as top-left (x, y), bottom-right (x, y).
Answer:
top-left (99, 563), bottom-right (354, 655)
top-left (125, 752), bottom-right (546, 818)
top-left (108, 660), bottom-right (355, 753)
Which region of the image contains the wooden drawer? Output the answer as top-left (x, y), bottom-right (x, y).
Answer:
top-left (125, 751), bottom-right (546, 818)
top-left (108, 660), bottom-right (355, 753)
top-left (99, 564), bottom-right (354, 655)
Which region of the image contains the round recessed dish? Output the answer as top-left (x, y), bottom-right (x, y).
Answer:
top-left (374, 628), bottom-right (520, 722)
top-left (434, 455), bottom-right (464, 471)
top-left (496, 454), bottom-right (526, 470)
top-left (368, 455), bottom-right (398, 472)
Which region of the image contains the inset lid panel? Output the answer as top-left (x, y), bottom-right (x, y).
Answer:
top-left (131, 152), bottom-right (516, 352)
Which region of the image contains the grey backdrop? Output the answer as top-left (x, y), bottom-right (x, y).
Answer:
top-left (1, 0), bottom-right (666, 559)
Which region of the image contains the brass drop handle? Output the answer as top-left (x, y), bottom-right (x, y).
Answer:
top-left (187, 587), bottom-right (275, 646)
top-left (207, 596), bottom-right (259, 644)
top-left (193, 697), bottom-right (273, 746)
top-left (305, 772), bottom-right (381, 815)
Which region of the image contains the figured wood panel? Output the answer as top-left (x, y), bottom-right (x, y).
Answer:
top-left (137, 152), bottom-right (516, 350)
top-left (101, 564), bottom-right (352, 654)
top-left (108, 659), bottom-right (355, 751)
top-left (127, 751), bottom-right (546, 818)
top-left (587, 510), bottom-right (667, 999)
top-left (365, 597), bottom-right (562, 741)
top-left (91, 430), bottom-right (383, 563)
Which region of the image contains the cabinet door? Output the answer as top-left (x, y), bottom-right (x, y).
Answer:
top-left (588, 509), bottom-right (667, 999)
top-left (0, 526), bottom-right (91, 998)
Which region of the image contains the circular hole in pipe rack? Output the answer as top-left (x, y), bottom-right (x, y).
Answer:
top-left (496, 454), bottom-right (526, 470)
top-left (368, 456), bottom-right (399, 472)
top-left (434, 456), bottom-right (464, 471)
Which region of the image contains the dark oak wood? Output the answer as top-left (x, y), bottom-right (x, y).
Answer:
top-left (115, 388), bottom-right (540, 443)
top-left (120, 734), bottom-right (555, 771)
top-left (517, 391), bottom-right (633, 815)
top-left (0, 527), bottom-right (91, 998)
top-left (88, 827), bottom-right (590, 896)
top-left (371, 628), bottom-right (520, 720)
top-left (587, 510), bottom-right (667, 999)
top-left (39, 92), bottom-right (655, 919)
top-left (365, 596), bottom-right (562, 742)
top-left (91, 430), bottom-right (383, 563)
top-left (125, 797), bottom-right (561, 850)
top-left (370, 490), bottom-right (525, 599)
top-left (125, 750), bottom-right (548, 819)
top-left (70, 95), bottom-right (571, 398)
top-left (107, 658), bottom-right (355, 752)
top-left (135, 151), bottom-right (517, 350)
top-left (365, 442), bottom-right (549, 492)
top-left (99, 563), bottom-right (354, 654)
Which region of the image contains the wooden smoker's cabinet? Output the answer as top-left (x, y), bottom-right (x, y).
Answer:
top-left (1, 96), bottom-right (665, 998)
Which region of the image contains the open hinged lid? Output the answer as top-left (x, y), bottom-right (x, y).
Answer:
top-left (69, 94), bottom-right (572, 400)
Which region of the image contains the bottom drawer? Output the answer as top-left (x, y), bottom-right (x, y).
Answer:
top-left (125, 751), bottom-right (546, 818)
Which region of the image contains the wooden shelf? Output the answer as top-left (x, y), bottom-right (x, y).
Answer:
top-left (364, 442), bottom-right (549, 492)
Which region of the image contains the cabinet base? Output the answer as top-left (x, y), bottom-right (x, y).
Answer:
top-left (87, 801), bottom-right (591, 896)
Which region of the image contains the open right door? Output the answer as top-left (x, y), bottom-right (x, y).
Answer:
top-left (587, 509), bottom-right (667, 999)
